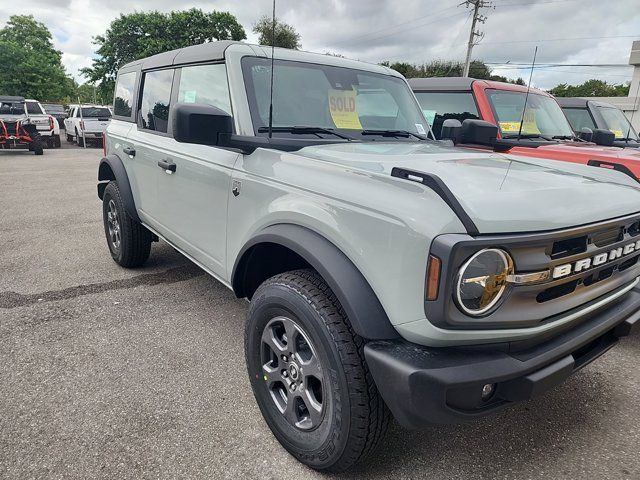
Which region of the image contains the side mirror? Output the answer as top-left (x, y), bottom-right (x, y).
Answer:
top-left (460, 119), bottom-right (498, 146)
top-left (579, 127), bottom-right (593, 142)
top-left (441, 119), bottom-right (462, 143)
top-left (172, 103), bottom-right (232, 146)
top-left (592, 129), bottom-right (615, 147)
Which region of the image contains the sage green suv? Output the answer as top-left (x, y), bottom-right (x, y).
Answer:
top-left (98, 41), bottom-right (640, 472)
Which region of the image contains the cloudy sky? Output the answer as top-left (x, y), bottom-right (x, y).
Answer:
top-left (3, 0), bottom-right (639, 90)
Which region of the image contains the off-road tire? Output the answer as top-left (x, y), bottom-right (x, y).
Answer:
top-left (245, 269), bottom-right (390, 473)
top-left (33, 137), bottom-right (44, 155)
top-left (102, 181), bottom-right (152, 268)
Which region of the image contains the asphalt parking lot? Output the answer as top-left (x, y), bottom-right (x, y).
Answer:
top-left (1, 145), bottom-right (639, 480)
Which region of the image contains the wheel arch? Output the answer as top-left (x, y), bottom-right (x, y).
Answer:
top-left (97, 154), bottom-right (140, 223)
top-left (232, 224), bottom-right (399, 340)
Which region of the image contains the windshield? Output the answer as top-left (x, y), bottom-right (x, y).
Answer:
top-left (598, 107), bottom-right (638, 140)
top-left (241, 57), bottom-right (429, 139)
top-left (80, 107), bottom-right (111, 118)
top-left (486, 90), bottom-right (575, 139)
top-left (0, 102), bottom-right (25, 115)
top-left (43, 104), bottom-right (64, 113)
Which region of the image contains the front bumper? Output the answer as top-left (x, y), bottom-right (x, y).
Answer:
top-left (365, 287), bottom-right (640, 429)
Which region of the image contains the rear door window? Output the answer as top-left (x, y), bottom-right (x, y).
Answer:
top-left (114, 71), bottom-right (137, 118)
top-left (178, 63), bottom-right (231, 114)
top-left (413, 91), bottom-right (479, 138)
top-left (139, 69), bottom-right (174, 133)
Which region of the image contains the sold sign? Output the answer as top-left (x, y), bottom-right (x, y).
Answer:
top-left (328, 89), bottom-right (362, 130)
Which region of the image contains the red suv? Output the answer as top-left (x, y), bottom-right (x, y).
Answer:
top-left (409, 77), bottom-right (640, 181)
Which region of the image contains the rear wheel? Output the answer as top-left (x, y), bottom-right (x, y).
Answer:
top-left (66, 131), bottom-right (73, 142)
top-left (102, 181), bottom-right (152, 267)
top-left (76, 129), bottom-right (85, 147)
top-left (53, 135), bottom-right (61, 148)
top-left (33, 137), bottom-right (43, 155)
top-left (245, 270), bottom-right (390, 472)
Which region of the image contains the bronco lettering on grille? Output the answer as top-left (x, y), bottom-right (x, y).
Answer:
top-left (552, 239), bottom-right (640, 279)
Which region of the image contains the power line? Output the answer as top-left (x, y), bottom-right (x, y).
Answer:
top-left (324, 3), bottom-right (461, 48)
top-left (480, 34), bottom-right (640, 44)
top-left (485, 63), bottom-right (632, 67)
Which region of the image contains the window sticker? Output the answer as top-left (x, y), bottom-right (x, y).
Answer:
top-left (612, 129), bottom-right (624, 138)
top-left (415, 123), bottom-right (427, 135)
top-left (422, 109), bottom-right (437, 125)
top-left (328, 89), bottom-right (362, 130)
top-left (183, 90), bottom-right (197, 103)
top-left (500, 110), bottom-right (540, 135)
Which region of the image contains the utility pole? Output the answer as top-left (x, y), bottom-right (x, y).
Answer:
top-left (461, 0), bottom-right (492, 77)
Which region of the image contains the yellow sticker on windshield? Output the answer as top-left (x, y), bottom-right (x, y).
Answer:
top-left (499, 110), bottom-right (540, 135)
top-left (328, 89), bottom-right (362, 130)
top-left (612, 130), bottom-right (624, 138)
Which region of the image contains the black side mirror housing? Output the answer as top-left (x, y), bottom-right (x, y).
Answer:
top-left (172, 103), bottom-right (233, 146)
top-left (440, 119), bottom-right (462, 143)
top-left (579, 127), bottom-right (593, 142)
top-left (460, 119), bottom-right (498, 146)
top-left (592, 128), bottom-right (615, 147)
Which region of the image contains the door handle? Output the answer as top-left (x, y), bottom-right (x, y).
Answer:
top-left (123, 146), bottom-right (135, 156)
top-left (157, 159), bottom-right (177, 174)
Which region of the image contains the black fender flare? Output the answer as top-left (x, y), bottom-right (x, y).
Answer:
top-left (232, 224), bottom-right (399, 340)
top-left (97, 154), bottom-right (140, 223)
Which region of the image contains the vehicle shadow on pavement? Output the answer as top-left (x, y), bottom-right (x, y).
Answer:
top-left (339, 355), bottom-right (633, 479)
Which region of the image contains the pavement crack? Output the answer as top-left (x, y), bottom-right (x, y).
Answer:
top-left (0, 264), bottom-right (205, 309)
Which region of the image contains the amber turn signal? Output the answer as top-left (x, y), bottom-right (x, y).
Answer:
top-left (426, 255), bottom-right (441, 301)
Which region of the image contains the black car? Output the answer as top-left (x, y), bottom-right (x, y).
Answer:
top-left (558, 97), bottom-right (640, 148)
top-left (41, 103), bottom-right (66, 130)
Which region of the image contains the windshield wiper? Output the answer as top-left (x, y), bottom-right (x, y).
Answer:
top-left (503, 133), bottom-right (554, 141)
top-left (360, 129), bottom-right (427, 140)
top-left (257, 126), bottom-right (356, 141)
top-left (551, 135), bottom-right (576, 140)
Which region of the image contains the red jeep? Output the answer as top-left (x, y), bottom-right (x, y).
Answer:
top-left (409, 78), bottom-right (640, 181)
top-left (0, 96), bottom-right (44, 155)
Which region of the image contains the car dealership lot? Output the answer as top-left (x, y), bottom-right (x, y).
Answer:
top-left (0, 147), bottom-right (639, 480)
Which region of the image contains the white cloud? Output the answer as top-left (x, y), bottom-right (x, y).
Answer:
top-left (1, 0), bottom-right (638, 88)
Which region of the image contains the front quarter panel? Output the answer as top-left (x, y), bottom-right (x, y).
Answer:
top-left (226, 148), bottom-right (465, 327)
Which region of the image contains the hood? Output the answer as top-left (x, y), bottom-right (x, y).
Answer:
top-left (297, 142), bottom-right (640, 234)
top-left (533, 142), bottom-right (640, 160)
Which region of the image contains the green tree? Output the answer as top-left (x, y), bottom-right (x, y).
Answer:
top-left (82, 8), bottom-right (246, 102)
top-left (0, 15), bottom-right (74, 101)
top-left (253, 15), bottom-right (301, 49)
top-left (380, 59), bottom-right (525, 85)
top-left (549, 79), bottom-right (630, 97)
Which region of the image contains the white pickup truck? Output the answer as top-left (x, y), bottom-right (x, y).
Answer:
top-left (64, 105), bottom-right (112, 146)
top-left (25, 99), bottom-right (61, 148)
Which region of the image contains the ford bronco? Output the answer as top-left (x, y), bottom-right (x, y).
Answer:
top-left (409, 77), bottom-right (640, 181)
top-left (557, 97), bottom-right (640, 149)
top-left (98, 42), bottom-right (640, 472)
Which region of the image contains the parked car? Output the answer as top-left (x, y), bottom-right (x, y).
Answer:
top-left (98, 42), bottom-right (640, 472)
top-left (41, 103), bottom-right (67, 131)
top-left (25, 99), bottom-right (60, 148)
top-left (0, 96), bottom-right (44, 154)
top-left (557, 97), bottom-right (640, 148)
top-left (64, 104), bottom-right (111, 146)
top-left (409, 77), bottom-right (640, 181)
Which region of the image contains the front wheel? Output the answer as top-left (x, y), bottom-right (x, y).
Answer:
top-left (245, 270), bottom-right (390, 472)
top-left (102, 181), bottom-right (152, 267)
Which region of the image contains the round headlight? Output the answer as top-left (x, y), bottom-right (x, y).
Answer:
top-left (455, 248), bottom-right (513, 316)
